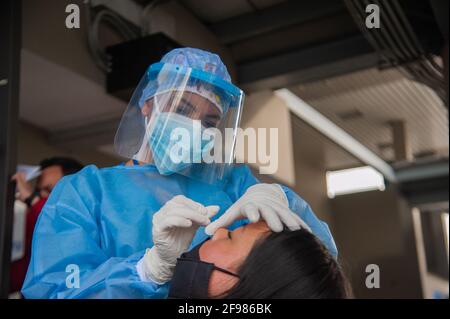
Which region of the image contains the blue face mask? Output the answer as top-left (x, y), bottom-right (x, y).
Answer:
top-left (147, 112), bottom-right (215, 175)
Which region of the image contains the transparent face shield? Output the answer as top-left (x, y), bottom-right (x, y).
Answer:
top-left (114, 62), bottom-right (245, 185)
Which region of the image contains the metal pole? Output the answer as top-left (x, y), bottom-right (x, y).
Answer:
top-left (0, 0), bottom-right (21, 298)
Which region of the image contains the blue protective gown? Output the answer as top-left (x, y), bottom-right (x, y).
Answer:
top-left (21, 163), bottom-right (337, 299)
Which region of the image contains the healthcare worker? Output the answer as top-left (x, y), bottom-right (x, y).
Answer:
top-left (22, 48), bottom-right (337, 299)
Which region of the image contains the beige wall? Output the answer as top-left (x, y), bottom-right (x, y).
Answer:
top-left (18, 121), bottom-right (117, 168)
top-left (22, 0), bottom-right (104, 84)
top-left (290, 116), bottom-right (335, 225)
top-left (331, 188), bottom-right (422, 298)
top-left (238, 91), bottom-right (296, 186)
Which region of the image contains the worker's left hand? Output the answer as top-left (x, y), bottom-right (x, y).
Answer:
top-left (142, 195), bottom-right (219, 284)
top-left (205, 183), bottom-right (311, 235)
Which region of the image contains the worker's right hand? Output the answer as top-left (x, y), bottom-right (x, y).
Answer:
top-left (11, 172), bottom-right (33, 202)
top-left (141, 195), bottom-right (219, 284)
top-left (205, 183), bottom-right (311, 236)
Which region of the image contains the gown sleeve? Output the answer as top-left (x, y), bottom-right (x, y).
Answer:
top-left (280, 185), bottom-right (338, 257)
top-left (21, 166), bottom-right (168, 299)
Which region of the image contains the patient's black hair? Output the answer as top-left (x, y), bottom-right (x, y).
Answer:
top-left (223, 229), bottom-right (352, 299)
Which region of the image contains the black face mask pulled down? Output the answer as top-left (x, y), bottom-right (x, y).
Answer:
top-left (168, 241), bottom-right (240, 299)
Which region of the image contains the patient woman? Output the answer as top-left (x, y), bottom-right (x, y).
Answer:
top-left (168, 221), bottom-right (352, 299)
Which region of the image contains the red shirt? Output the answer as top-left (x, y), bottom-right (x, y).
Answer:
top-left (10, 197), bottom-right (47, 294)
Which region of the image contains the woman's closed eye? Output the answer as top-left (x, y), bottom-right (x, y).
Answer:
top-left (203, 120), bottom-right (217, 128)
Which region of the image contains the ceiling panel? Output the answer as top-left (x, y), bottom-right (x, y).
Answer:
top-left (247, 0), bottom-right (287, 9)
top-left (291, 67), bottom-right (449, 164)
top-left (180, 0), bottom-right (254, 23)
top-left (180, 0), bottom-right (287, 24)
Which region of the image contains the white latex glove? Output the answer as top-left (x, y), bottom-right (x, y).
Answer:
top-left (141, 195), bottom-right (219, 284)
top-left (205, 183), bottom-right (311, 235)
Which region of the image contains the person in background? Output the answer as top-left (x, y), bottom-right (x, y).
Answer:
top-left (10, 157), bottom-right (83, 294)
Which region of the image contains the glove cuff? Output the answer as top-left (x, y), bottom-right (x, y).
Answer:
top-left (141, 247), bottom-right (176, 284)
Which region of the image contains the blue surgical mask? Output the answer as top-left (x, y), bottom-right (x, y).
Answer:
top-left (146, 111), bottom-right (215, 175)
